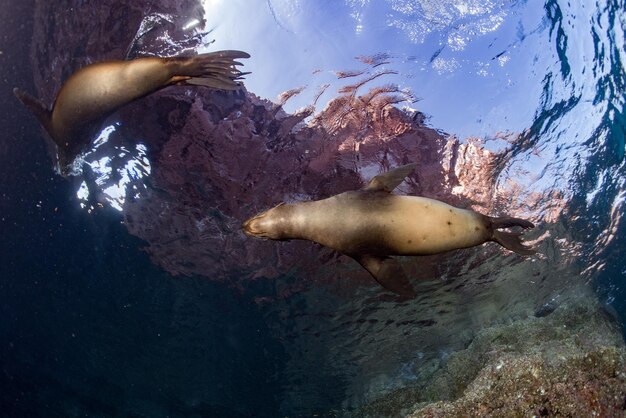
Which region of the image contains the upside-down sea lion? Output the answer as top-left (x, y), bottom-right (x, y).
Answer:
top-left (243, 164), bottom-right (535, 298)
top-left (14, 50), bottom-right (250, 176)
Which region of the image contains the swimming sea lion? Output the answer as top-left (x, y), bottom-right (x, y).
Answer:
top-left (13, 50), bottom-right (250, 176)
top-left (242, 164), bottom-right (535, 298)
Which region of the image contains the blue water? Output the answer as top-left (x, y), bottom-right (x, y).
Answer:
top-left (1, 0), bottom-right (625, 417)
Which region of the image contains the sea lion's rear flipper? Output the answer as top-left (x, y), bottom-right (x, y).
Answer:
top-left (175, 50), bottom-right (251, 91)
top-left (489, 216), bottom-right (536, 256)
top-left (491, 216), bottom-right (535, 229)
top-left (362, 163), bottom-right (417, 192)
top-left (13, 88), bottom-right (52, 133)
top-left (492, 231), bottom-right (536, 255)
top-left (184, 76), bottom-right (243, 90)
top-left (355, 255), bottom-right (417, 298)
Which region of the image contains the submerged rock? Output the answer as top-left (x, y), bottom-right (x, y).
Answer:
top-left (25, 3), bottom-right (601, 415)
top-left (27, 0), bottom-right (553, 296)
top-left (358, 296), bottom-right (626, 417)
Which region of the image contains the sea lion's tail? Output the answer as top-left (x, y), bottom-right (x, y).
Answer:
top-left (13, 88), bottom-right (52, 133)
top-left (489, 216), bottom-right (536, 256)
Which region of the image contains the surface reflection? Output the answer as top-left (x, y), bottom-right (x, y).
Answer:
top-left (76, 124), bottom-right (152, 212)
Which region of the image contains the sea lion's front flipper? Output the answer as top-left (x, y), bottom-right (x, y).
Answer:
top-left (362, 163), bottom-right (417, 192)
top-left (13, 88), bottom-right (52, 133)
top-left (355, 255), bottom-right (417, 298)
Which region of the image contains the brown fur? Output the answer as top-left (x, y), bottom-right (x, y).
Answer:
top-left (14, 50), bottom-right (249, 175)
top-left (243, 164), bottom-right (535, 297)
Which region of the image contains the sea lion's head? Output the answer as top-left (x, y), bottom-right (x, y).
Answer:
top-left (242, 202), bottom-right (292, 240)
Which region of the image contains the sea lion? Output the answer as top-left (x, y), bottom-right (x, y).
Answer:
top-left (13, 50), bottom-right (250, 176)
top-left (242, 163), bottom-right (536, 298)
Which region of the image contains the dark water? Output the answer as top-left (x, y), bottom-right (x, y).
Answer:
top-left (0, 4), bottom-right (285, 417)
top-left (1, 0), bottom-right (625, 417)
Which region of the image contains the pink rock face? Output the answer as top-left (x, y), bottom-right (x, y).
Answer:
top-left (119, 80), bottom-right (501, 294)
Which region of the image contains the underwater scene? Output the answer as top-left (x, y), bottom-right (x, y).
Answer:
top-left (1, 0), bottom-right (626, 417)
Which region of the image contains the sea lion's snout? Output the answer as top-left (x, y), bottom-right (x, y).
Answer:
top-left (242, 211), bottom-right (274, 238)
top-left (242, 214), bottom-right (262, 237)
top-left (242, 203), bottom-right (289, 240)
